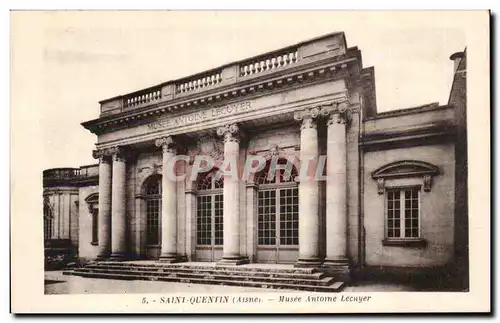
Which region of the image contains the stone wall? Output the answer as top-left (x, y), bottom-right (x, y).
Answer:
top-left (362, 144), bottom-right (455, 267)
top-left (77, 185), bottom-right (99, 260)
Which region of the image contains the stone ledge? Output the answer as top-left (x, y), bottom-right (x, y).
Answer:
top-left (382, 238), bottom-right (427, 248)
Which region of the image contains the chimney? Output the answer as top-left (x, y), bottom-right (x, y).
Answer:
top-left (450, 52), bottom-right (465, 73)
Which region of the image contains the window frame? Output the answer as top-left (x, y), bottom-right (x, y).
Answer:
top-left (196, 170), bottom-right (224, 248)
top-left (255, 159), bottom-right (299, 248)
top-left (143, 175), bottom-right (162, 247)
top-left (90, 207), bottom-right (99, 245)
top-left (384, 185), bottom-right (421, 239)
top-left (382, 185), bottom-right (427, 247)
top-left (372, 160), bottom-right (438, 248)
top-left (84, 193), bottom-right (99, 246)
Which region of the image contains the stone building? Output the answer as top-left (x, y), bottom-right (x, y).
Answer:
top-left (43, 32), bottom-right (468, 288)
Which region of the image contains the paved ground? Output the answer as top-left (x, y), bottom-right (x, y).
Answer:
top-left (45, 271), bottom-right (415, 294)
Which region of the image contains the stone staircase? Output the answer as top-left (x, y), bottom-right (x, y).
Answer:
top-left (63, 261), bottom-right (345, 292)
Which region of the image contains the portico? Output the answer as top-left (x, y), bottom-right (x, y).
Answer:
top-left (90, 93), bottom-right (353, 268)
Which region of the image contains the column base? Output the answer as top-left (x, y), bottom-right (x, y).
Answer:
top-left (216, 256), bottom-right (249, 266)
top-left (108, 252), bottom-right (127, 261)
top-left (294, 257), bottom-right (323, 268)
top-left (158, 253), bottom-right (186, 263)
top-left (322, 258), bottom-right (351, 283)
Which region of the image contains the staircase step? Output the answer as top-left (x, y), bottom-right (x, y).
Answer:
top-left (95, 261), bottom-right (317, 274)
top-left (85, 264), bottom-right (324, 280)
top-left (71, 267), bottom-right (333, 286)
top-left (64, 270), bottom-right (344, 292)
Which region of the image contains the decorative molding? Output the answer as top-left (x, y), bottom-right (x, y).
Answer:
top-left (293, 107), bottom-right (319, 130)
top-left (108, 146), bottom-right (127, 162)
top-left (194, 135), bottom-right (224, 161)
top-left (360, 124), bottom-right (456, 152)
top-left (376, 178), bottom-right (385, 195)
top-left (269, 144), bottom-right (279, 157)
top-left (319, 100), bottom-right (352, 126)
top-left (372, 160), bottom-right (440, 193)
top-left (83, 53), bottom-right (361, 135)
top-left (217, 123), bottom-right (240, 143)
top-left (245, 182), bottom-right (258, 190)
top-left (155, 136), bottom-right (175, 153)
top-left (92, 149), bottom-right (111, 163)
top-left (184, 188), bottom-right (197, 195)
top-left (84, 193), bottom-right (99, 213)
top-left (93, 146), bottom-right (127, 162)
top-left (138, 163), bottom-right (163, 175)
top-left (372, 160), bottom-right (440, 179)
top-left (423, 175), bottom-right (432, 192)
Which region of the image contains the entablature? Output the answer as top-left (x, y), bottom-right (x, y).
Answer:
top-left (82, 32), bottom-right (364, 136)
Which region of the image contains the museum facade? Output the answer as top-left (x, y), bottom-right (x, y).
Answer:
top-left (43, 32), bottom-right (468, 285)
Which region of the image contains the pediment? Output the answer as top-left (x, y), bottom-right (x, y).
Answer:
top-left (372, 160), bottom-right (439, 179)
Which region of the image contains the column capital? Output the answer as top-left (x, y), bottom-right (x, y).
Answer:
top-left (108, 146), bottom-right (127, 163)
top-left (293, 107), bottom-right (320, 130)
top-left (217, 123), bottom-right (240, 143)
top-left (155, 136), bottom-right (176, 153)
top-left (320, 100), bottom-right (352, 126)
top-left (92, 149), bottom-right (112, 163)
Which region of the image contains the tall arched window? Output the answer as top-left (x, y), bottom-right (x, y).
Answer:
top-left (144, 175), bottom-right (162, 246)
top-left (43, 196), bottom-right (53, 240)
top-left (255, 159), bottom-right (299, 248)
top-left (196, 169), bottom-right (224, 248)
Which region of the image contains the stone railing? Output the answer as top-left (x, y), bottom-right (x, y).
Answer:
top-left (43, 168), bottom-right (81, 187)
top-left (43, 165), bottom-right (100, 187)
top-left (123, 85), bottom-right (162, 109)
top-left (239, 47), bottom-right (299, 77)
top-left (97, 33), bottom-right (346, 116)
top-left (175, 69), bottom-right (223, 94)
top-left (77, 164), bottom-right (99, 179)
top-left (43, 168), bottom-right (80, 180)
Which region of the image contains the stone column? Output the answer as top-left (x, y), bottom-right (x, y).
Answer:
top-left (293, 108), bottom-right (322, 267)
top-left (109, 147), bottom-right (127, 260)
top-left (93, 149), bottom-right (112, 259)
top-left (185, 189), bottom-right (197, 261)
top-left (155, 136), bottom-right (181, 262)
top-left (246, 182), bottom-right (258, 263)
top-left (216, 123), bottom-right (249, 265)
top-left (321, 101), bottom-right (351, 280)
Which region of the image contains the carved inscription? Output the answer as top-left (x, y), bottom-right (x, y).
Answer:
top-left (147, 101), bottom-right (253, 131)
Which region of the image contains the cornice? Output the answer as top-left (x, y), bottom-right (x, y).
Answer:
top-left (82, 52), bottom-right (361, 135)
top-left (360, 123), bottom-right (456, 151)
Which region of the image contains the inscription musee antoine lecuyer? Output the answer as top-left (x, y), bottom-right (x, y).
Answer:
top-left (147, 101), bottom-right (253, 131)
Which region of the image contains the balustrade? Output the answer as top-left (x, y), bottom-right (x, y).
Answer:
top-left (176, 70), bottom-right (223, 94)
top-left (123, 86), bottom-right (162, 109)
top-left (239, 48), bottom-right (299, 77)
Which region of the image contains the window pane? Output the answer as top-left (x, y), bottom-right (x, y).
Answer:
top-left (279, 188), bottom-right (299, 245)
top-left (146, 199), bottom-right (160, 245)
top-left (92, 209), bottom-right (99, 244)
top-left (258, 190), bottom-right (276, 245)
top-left (196, 195), bottom-right (212, 245)
top-left (387, 190), bottom-right (401, 238)
top-left (402, 188), bottom-right (420, 238)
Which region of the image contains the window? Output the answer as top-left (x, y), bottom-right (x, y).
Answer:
top-left (372, 160), bottom-right (439, 247)
top-left (386, 187), bottom-right (420, 239)
top-left (255, 159), bottom-right (299, 246)
top-left (85, 193), bottom-right (99, 245)
top-left (43, 196), bottom-right (53, 240)
top-left (196, 169), bottom-right (223, 246)
top-left (144, 175), bottom-right (161, 245)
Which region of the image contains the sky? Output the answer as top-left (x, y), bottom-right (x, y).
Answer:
top-left (11, 11), bottom-right (467, 171)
